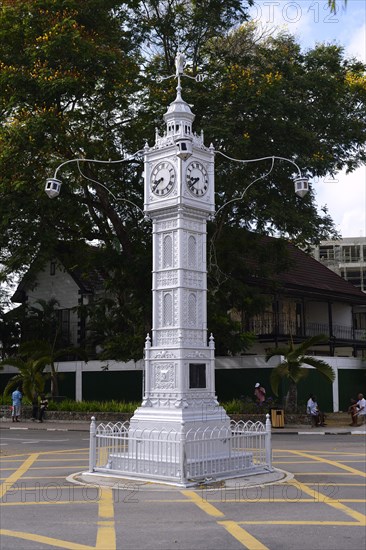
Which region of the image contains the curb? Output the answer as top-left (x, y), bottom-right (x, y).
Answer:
top-left (1, 424), bottom-right (364, 435)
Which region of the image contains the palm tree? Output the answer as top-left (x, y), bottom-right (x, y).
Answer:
top-left (266, 335), bottom-right (335, 413)
top-left (20, 340), bottom-right (88, 398)
top-left (2, 357), bottom-right (45, 402)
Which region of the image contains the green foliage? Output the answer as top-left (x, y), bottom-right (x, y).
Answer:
top-left (1, 356), bottom-right (46, 402)
top-left (46, 399), bottom-right (139, 413)
top-left (266, 335), bottom-right (335, 412)
top-left (1, 1), bottom-right (365, 360)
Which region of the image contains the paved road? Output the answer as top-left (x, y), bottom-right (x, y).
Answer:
top-left (0, 429), bottom-right (365, 550)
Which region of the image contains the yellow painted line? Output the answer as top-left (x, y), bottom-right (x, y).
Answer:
top-left (3, 484), bottom-right (89, 492)
top-left (287, 480), bottom-right (366, 525)
top-left (36, 458), bottom-right (89, 462)
top-left (273, 449), bottom-right (363, 456)
top-left (218, 521), bottom-right (269, 550)
top-left (306, 481), bottom-right (365, 487)
top-left (293, 472), bottom-right (359, 476)
top-left (0, 454), bottom-right (39, 500)
top-left (289, 450), bottom-right (366, 478)
top-left (27, 465), bottom-right (87, 470)
top-left (273, 461), bottom-right (318, 464)
top-left (211, 498), bottom-right (365, 504)
top-left (237, 521), bottom-right (363, 525)
top-left (95, 487), bottom-right (116, 550)
top-left (14, 476), bottom-right (68, 480)
top-left (0, 529), bottom-right (94, 549)
top-left (1, 500), bottom-right (95, 506)
top-left (181, 490), bottom-right (225, 517)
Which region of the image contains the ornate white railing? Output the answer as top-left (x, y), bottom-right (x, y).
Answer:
top-left (88, 415), bottom-right (272, 486)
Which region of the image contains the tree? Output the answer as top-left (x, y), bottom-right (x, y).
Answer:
top-left (266, 335), bottom-right (335, 412)
top-left (1, 356), bottom-right (45, 402)
top-left (328, 0), bottom-right (348, 13)
top-left (1, 3), bottom-right (365, 359)
top-left (19, 340), bottom-right (88, 398)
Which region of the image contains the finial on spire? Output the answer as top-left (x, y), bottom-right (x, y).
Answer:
top-left (175, 51), bottom-right (186, 77)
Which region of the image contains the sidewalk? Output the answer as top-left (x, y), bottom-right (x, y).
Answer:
top-left (1, 418), bottom-right (365, 435)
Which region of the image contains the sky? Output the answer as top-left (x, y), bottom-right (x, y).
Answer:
top-left (248, 0), bottom-right (366, 238)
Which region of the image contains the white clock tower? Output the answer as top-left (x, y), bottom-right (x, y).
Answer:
top-left (129, 55), bottom-right (230, 435)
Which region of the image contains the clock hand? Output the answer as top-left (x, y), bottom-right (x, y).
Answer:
top-left (189, 177), bottom-right (200, 188)
top-left (152, 177), bottom-right (164, 190)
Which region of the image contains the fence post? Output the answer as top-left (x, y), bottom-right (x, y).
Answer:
top-left (89, 416), bottom-right (96, 473)
top-left (265, 413), bottom-right (273, 471)
top-left (180, 421), bottom-right (187, 486)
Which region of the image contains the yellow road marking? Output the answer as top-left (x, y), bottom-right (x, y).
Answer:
top-left (237, 521), bottom-right (364, 525)
top-left (274, 452), bottom-right (365, 456)
top-left (287, 480), bottom-right (366, 525)
top-left (1, 500), bottom-right (96, 506)
top-left (95, 487), bottom-right (116, 550)
top-left (306, 481), bottom-right (365, 487)
top-left (274, 460), bottom-right (366, 464)
top-left (218, 521), bottom-right (269, 550)
top-left (293, 472), bottom-right (359, 476)
top-left (27, 465), bottom-right (87, 469)
top-left (0, 453), bottom-right (39, 500)
top-left (38, 457), bottom-right (87, 463)
top-left (181, 489), bottom-right (224, 517)
top-left (288, 450), bottom-right (366, 478)
top-left (0, 529), bottom-right (94, 549)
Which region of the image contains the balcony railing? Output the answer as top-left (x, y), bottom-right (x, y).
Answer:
top-left (247, 314), bottom-right (366, 342)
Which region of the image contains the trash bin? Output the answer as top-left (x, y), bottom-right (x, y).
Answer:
top-left (271, 408), bottom-right (284, 428)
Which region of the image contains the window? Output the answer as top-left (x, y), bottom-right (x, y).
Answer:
top-left (342, 246), bottom-right (360, 262)
top-left (55, 309), bottom-right (70, 342)
top-left (189, 363), bottom-right (206, 388)
top-left (319, 246), bottom-right (335, 261)
top-left (188, 235), bottom-right (197, 268)
top-left (163, 293), bottom-right (173, 326)
top-left (344, 268), bottom-right (362, 288)
top-left (163, 235), bottom-right (173, 268)
top-left (188, 293), bottom-right (197, 326)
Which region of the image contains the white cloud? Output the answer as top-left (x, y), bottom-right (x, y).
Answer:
top-left (314, 166), bottom-right (366, 237)
top-left (345, 22), bottom-right (366, 62)
top-left (249, 1), bottom-right (366, 238)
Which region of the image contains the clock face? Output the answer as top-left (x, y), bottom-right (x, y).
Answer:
top-left (186, 161), bottom-right (209, 197)
top-left (150, 161), bottom-right (176, 196)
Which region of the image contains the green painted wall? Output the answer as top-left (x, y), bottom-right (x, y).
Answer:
top-left (338, 369), bottom-right (366, 411)
top-left (215, 368), bottom-right (334, 412)
top-left (82, 371), bottom-right (143, 402)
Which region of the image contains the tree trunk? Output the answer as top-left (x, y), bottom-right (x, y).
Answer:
top-left (285, 382), bottom-right (298, 413)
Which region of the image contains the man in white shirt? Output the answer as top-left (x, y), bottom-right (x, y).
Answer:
top-left (354, 393), bottom-right (366, 426)
top-left (307, 394), bottom-right (326, 427)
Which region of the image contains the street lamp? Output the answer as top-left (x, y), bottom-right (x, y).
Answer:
top-left (46, 154), bottom-right (309, 201)
top-left (44, 153), bottom-right (143, 199)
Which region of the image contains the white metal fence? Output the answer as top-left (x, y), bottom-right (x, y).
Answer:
top-left (88, 415), bottom-right (272, 486)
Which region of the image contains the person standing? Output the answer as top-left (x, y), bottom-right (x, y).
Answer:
top-left (39, 395), bottom-right (48, 423)
top-left (11, 387), bottom-right (22, 422)
top-left (254, 383), bottom-right (266, 405)
top-left (31, 392), bottom-right (39, 421)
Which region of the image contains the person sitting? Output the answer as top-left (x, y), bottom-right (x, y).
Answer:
top-left (307, 394), bottom-right (326, 427)
top-left (39, 395), bottom-right (48, 423)
top-left (353, 393), bottom-right (366, 426)
top-left (348, 398), bottom-right (359, 426)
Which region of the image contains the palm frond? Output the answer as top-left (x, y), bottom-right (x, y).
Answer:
top-left (295, 335), bottom-right (327, 356)
top-left (266, 347), bottom-right (292, 361)
top-left (270, 363), bottom-right (289, 396)
top-left (302, 357), bottom-right (335, 382)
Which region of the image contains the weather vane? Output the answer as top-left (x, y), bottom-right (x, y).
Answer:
top-left (157, 50), bottom-right (206, 85)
